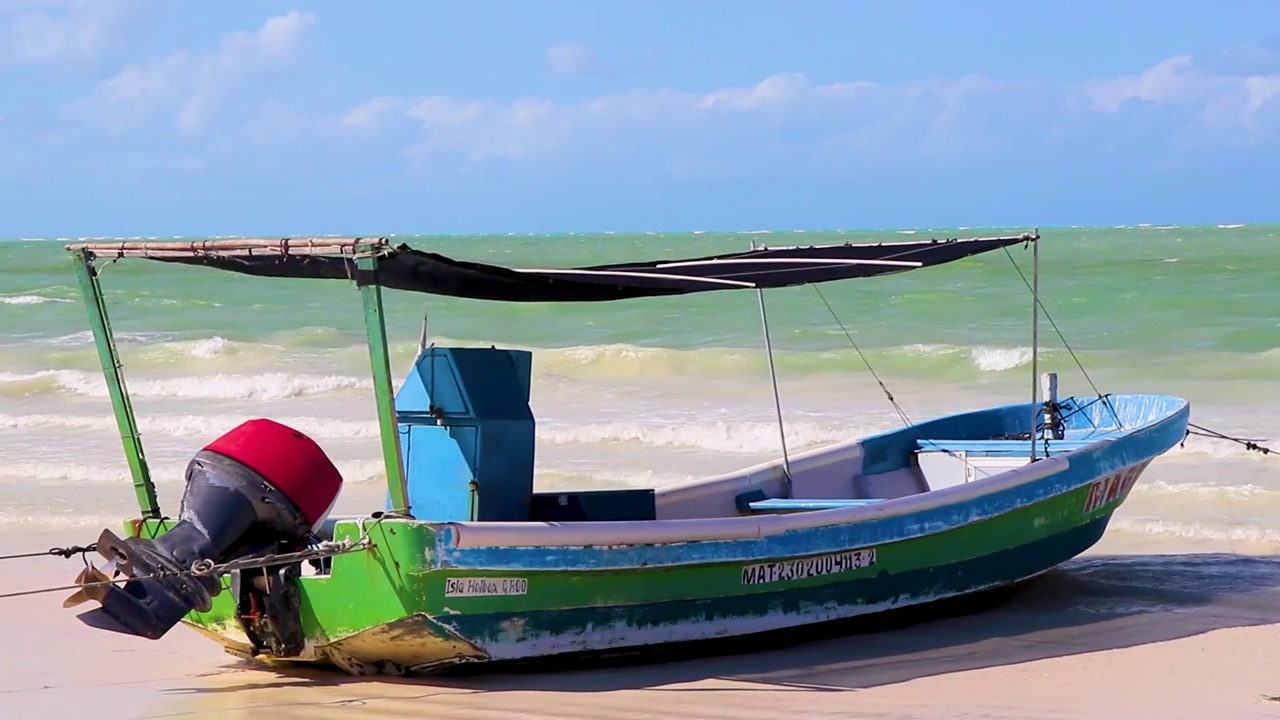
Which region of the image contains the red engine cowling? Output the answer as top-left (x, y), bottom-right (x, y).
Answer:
top-left (76, 419), bottom-right (344, 644)
top-left (203, 418), bottom-right (343, 529)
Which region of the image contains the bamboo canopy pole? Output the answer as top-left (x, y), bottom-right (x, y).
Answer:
top-left (65, 237), bottom-right (390, 258)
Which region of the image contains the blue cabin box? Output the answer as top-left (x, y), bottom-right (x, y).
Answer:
top-left (393, 347), bottom-right (536, 522)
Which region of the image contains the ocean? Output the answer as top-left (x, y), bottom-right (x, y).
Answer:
top-left (1, 225), bottom-right (1277, 557)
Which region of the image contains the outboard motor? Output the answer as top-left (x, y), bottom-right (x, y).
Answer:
top-left (75, 418), bottom-right (343, 650)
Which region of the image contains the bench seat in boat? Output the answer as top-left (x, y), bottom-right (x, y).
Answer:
top-left (745, 498), bottom-right (886, 513)
top-left (914, 439), bottom-right (1098, 456)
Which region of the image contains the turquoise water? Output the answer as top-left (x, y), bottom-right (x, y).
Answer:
top-left (1, 225), bottom-right (1278, 548)
top-left (5, 226), bottom-right (1278, 364)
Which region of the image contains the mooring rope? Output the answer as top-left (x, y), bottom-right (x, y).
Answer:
top-left (0, 512), bottom-right (390, 602)
top-left (1184, 423), bottom-right (1275, 456)
top-left (0, 543), bottom-right (96, 561)
top-left (0, 539), bottom-right (369, 601)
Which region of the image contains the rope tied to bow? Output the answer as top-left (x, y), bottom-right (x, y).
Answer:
top-left (1183, 422), bottom-right (1275, 456)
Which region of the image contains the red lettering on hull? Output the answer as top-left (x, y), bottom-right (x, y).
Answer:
top-left (1082, 463), bottom-right (1146, 513)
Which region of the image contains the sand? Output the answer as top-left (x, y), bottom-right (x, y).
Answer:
top-left (5, 528), bottom-right (1280, 720)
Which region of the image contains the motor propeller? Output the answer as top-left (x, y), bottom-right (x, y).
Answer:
top-left (62, 560), bottom-right (115, 608)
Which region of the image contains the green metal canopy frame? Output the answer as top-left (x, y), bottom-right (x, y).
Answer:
top-left (67, 238), bottom-right (413, 519)
top-left (65, 231), bottom-right (1038, 522)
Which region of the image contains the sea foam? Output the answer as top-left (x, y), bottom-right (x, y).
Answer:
top-left (0, 412), bottom-right (380, 439)
top-left (0, 369), bottom-right (370, 400)
top-left (0, 411), bottom-right (874, 454)
top-left (0, 295), bottom-right (71, 305)
top-left (1111, 517), bottom-right (1280, 544)
top-left (537, 418), bottom-right (878, 453)
top-left (0, 457), bottom-right (388, 486)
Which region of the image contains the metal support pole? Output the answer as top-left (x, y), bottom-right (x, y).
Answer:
top-left (356, 248), bottom-right (412, 516)
top-left (72, 251), bottom-right (161, 519)
top-left (1030, 232), bottom-right (1041, 461)
top-left (417, 309), bottom-right (430, 354)
top-left (757, 288), bottom-right (793, 495)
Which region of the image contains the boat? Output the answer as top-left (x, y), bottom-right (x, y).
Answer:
top-left (59, 232), bottom-right (1190, 676)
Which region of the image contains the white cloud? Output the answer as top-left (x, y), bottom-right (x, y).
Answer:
top-left (336, 71), bottom-right (1039, 175)
top-left (1075, 53), bottom-right (1280, 133)
top-left (545, 41), bottom-right (665, 78)
top-left (1079, 56), bottom-right (1217, 111)
top-left (67, 9), bottom-right (314, 134)
top-left (547, 42), bottom-right (596, 76)
top-left (225, 10), bottom-right (310, 60)
top-left (401, 95), bottom-right (566, 165)
top-left (31, 35), bottom-right (1276, 185)
top-left (700, 73), bottom-right (829, 110)
top-left (407, 97), bottom-right (491, 126)
top-left (340, 96), bottom-right (404, 130)
top-left (319, 50), bottom-right (1279, 179)
top-left (4, 0), bottom-right (128, 63)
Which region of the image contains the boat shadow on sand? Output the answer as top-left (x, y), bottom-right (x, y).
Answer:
top-left (178, 552), bottom-right (1280, 695)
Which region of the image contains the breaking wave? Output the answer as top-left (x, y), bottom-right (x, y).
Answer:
top-left (1160, 436), bottom-right (1280, 463)
top-left (533, 341), bottom-right (1045, 380)
top-left (537, 419), bottom-right (878, 453)
top-left (1137, 479), bottom-right (1273, 499)
top-left (0, 458), bottom-right (387, 486)
top-left (1, 294), bottom-right (72, 305)
top-left (533, 468), bottom-right (696, 491)
top-left (0, 510), bottom-right (136, 528)
top-left (0, 411), bottom-right (879, 455)
top-left (0, 370), bottom-right (370, 400)
top-left (149, 336), bottom-right (242, 360)
top-left (0, 460), bottom-right (185, 485)
top-left (1110, 517), bottom-right (1280, 544)
top-left (970, 346), bottom-right (1034, 372)
top-left (42, 330), bottom-right (178, 346)
top-left (5, 331), bottom-right (1280, 390)
top-left (0, 412), bottom-right (380, 439)
top-left (0, 341), bottom-right (1050, 405)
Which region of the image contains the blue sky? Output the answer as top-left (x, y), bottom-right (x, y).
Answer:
top-left (2, 1), bottom-right (1278, 236)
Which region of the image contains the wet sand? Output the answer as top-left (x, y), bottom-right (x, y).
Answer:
top-left (5, 529), bottom-right (1280, 720)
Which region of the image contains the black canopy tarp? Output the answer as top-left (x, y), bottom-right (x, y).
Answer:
top-left (148, 234), bottom-right (1035, 303)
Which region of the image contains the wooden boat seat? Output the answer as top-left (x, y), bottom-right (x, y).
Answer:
top-left (914, 439), bottom-right (1097, 456)
top-left (745, 498), bottom-right (886, 512)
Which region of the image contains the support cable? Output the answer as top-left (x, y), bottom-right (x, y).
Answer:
top-left (756, 288), bottom-right (793, 494)
top-left (811, 285), bottom-right (914, 429)
top-left (1001, 246), bottom-right (1124, 430)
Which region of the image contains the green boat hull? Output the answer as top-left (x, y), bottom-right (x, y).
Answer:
top-left (151, 472), bottom-right (1123, 675)
top-left (59, 236), bottom-right (1189, 677)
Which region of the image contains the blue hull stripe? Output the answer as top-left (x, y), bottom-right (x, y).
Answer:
top-left (440, 513), bottom-right (1115, 656)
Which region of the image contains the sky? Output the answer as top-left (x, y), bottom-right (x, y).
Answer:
top-left (1, 1), bottom-right (1278, 236)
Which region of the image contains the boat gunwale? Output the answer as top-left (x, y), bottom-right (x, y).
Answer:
top-left (397, 393), bottom-right (1189, 553)
top-left (438, 458), bottom-right (1070, 549)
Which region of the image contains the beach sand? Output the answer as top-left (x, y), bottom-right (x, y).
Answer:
top-left (5, 529), bottom-right (1280, 720)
